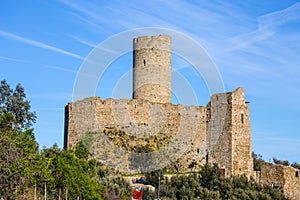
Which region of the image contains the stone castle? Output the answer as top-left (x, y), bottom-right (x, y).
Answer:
top-left (64, 35), bottom-right (299, 199)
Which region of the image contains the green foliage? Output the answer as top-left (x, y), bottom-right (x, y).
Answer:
top-left (199, 163), bottom-right (222, 190)
top-left (271, 156), bottom-right (300, 170)
top-left (0, 81), bottom-right (132, 200)
top-left (273, 157), bottom-right (290, 166)
top-left (0, 113), bottom-right (39, 199)
top-left (149, 163), bottom-right (287, 200)
top-left (0, 81), bottom-right (39, 198)
top-left (291, 162), bottom-right (300, 170)
top-left (102, 127), bottom-right (171, 151)
top-left (0, 80), bottom-right (36, 130)
top-left (75, 141), bottom-right (89, 159)
top-left (100, 176), bottom-right (131, 200)
top-left (129, 144), bottom-right (160, 173)
top-left (144, 169), bottom-right (164, 188)
top-left (41, 144), bottom-right (104, 200)
top-left (252, 151), bottom-right (265, 171)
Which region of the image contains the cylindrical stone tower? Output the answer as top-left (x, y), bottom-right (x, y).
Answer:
top-left (133, 35), bottom-right (172, 103)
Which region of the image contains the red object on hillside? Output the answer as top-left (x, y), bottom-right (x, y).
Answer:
top-left (132, 187), bottom-right (143, 200)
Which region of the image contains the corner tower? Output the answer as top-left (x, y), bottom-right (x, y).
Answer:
top-left (133, 35), bottom-right (172, 103)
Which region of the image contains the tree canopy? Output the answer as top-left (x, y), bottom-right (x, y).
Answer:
top-left (155, 163), bottom-right (287, 200)
top-left (0, 80), bottom-right (36, 130)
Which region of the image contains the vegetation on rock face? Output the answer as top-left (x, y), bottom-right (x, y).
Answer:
top-left (291, 162), bottom-right (300, 170)
top-left (273, 157), bottom-right (290, 166)
top-left (102, 127), bottom-right (172, 152)
top-left (252, 151), bottom-right (265, 171)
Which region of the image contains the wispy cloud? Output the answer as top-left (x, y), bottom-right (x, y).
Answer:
top-left (58, 0), bottom-right (103, 22)
top-left (252, 134), bottom-right (300, 144)
top-left (68, 35), bottom-right (97, 48)
top-left (0, 30), bottom-right (84, 60)
top-left (45, 65), bottom-right (78, 74)
top-left (228, 2), bottom-right (300, 51)
top-left (0, 55), bottom-right (29, 63)
top-left (45, 64), bottom-right (99, 80)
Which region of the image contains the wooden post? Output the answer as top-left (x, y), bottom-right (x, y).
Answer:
top-left (58, 188), bottom-right (61, 200)
top-left (44, 182), bottom-right (47, 200)
top-left (34, 182), bottom-right (37, 200)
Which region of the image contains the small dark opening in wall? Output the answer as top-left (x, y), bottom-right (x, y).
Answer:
top-left (143, 60), bottom-right (146, 66)
top-left (221, 168), bottom-right (225, 178)
top-left (197, 148), bottom-right (200, 154)
top-left (296, 171), bottom-right (299, 177)
top-left (241, 113), bottom-right (244, 124)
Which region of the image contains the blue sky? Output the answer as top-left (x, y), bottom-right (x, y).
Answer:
top-left (1, 0), bottom-right (299, 163)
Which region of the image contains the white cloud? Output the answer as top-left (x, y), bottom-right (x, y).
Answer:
top-left (0, 55), bottom-right (29, 63)
top-left (45, 65), bottom-right (78, 74)
top-left (228, 2), bottom-right (300, 51)
top-left (0, 30), bottom-right (84, 60)
top-left (68, 35), bottom-right (97, 48)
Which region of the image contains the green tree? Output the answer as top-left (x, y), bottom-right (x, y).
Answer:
top-left (156, 163), bottom-right (287, 199)
top-left (291, 162), bottom-right (300, 170)
top-left (42, 144), bottom-right (103, 200)
top-left (252, 151), bottom-right (265, 171)
top-left (199, 163), bottom-right (222, 190)
top-left (0, 80), bottom-right (36, 130)
top-left (75, 141), bottom-right (89, 159)
top-left (273, 157), bottom-right (290, 166)
top-left (145, 169), bottom-right (164, 188)
top-left (0, 113), bottom-right (39, 199)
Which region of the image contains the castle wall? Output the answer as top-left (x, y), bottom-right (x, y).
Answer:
top-left (230, 88), bottom-right (253, 177)
top-left (258, 162), bottom-right (300, 200)
top-left (64, 97), bottom-right (98, 147)
top-left (65, 88), bottom-right (254, 176)
top-left (206, 88), bottom-right (253, 177)
top-left (206, 92), bottom-right (233, 177)
top-left (65, 97), bottom-right (207, 172)
top-left (133, 35), bottom-right (172, 103)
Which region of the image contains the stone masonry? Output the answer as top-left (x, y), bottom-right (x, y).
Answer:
top-left (133, 35), bottom-right (172, 104)
top-left (64, 35), bottom-right (299, 199)
top-left (257, 163), bottom-right (300, 200)
top-left (65, 87), bottom-right (252, 177)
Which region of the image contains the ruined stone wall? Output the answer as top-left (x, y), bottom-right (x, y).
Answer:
top-left (133, 35), bottom-right (172, 104)
top-left (230, 88), bottom-right (253, 177)
top-left (206, 92), bottom-right (233, 177)
top-left (65, 88), bottom-right (253, 176)
top-left (64, 97), bottom-right (98, 148)
top-left (259, 162), bottom-right (300, 200)
top-left (65, 96), bottom-right (207, 173)
top-left (206, 88), bottom-right (253, 177)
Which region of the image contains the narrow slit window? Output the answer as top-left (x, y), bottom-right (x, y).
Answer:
top-left (296, 171), bottom-right (299, 178)
top-left (241, 113), bottom-right (244, 124)
top-left (143, 60), bottom-right (146, 66)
